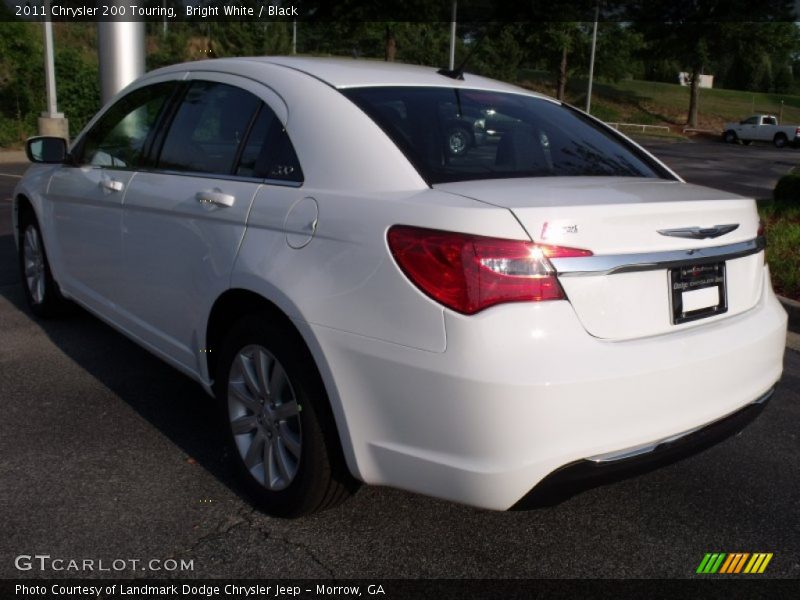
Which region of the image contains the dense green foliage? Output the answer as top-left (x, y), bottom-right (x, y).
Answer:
top-left (760, 196), bottom-right (800, 300)
top-left (2, 12), bottom-right (800, 145)
top-left (760, 172), bottom-right (800, 300)
top-left (773, 172), bottom-right (800, 205)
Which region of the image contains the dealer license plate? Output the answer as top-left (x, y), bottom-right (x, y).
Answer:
top-left (669, 262), bottom-right (727, 325)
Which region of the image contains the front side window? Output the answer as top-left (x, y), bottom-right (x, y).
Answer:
top-left (78, 82), bottom-right (176, 168)
top-left (343, 87), bottom-right (669, 184)
top-left (157, 81), bottom-right (261, 175)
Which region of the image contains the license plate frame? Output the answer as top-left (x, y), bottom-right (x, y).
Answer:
top-left (669, 262), bottom-right (727, 325)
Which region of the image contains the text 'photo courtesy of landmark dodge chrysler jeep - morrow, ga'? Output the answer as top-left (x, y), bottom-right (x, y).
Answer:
top-left (14, 58), bottom-right (787, 517)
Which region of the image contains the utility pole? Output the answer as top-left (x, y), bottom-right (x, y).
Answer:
top-left (448, 0), bottom-right (457, 70)
top-left (38, 0), bottom-right (68, 139)
top-left (292, 19), bottom-right (297, 54)
top-left (586, 1), bottom-right (599, 114)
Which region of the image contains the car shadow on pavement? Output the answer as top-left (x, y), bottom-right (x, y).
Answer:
top-left (0, 233), bottom-right (253, 504)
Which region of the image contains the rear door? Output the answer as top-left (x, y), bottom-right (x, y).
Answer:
top-left (118, 73), bottom-right (287, 373)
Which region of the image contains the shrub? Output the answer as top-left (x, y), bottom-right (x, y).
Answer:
top-left (773, 171), bottom-right (800, 204)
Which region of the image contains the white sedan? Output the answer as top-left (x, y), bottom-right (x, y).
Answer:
top-left (13, 58), bottom-right (787, 516)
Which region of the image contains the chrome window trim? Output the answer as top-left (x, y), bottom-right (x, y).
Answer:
top-left (551, 236), bottom-right (765, 277)
top-left (134, 168), bottom-right (304, 188)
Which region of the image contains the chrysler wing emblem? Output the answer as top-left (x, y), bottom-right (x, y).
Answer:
top-left (657, 224), bottom-right (739, 240)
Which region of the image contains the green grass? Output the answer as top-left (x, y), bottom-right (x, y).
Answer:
top-left (759, 199), bottom-right (800, 300)
top-left (518, 70), bottom-right (800, 131)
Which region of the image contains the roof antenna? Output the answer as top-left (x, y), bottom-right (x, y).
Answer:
top-left (437, 28), bottom-right (487, 81)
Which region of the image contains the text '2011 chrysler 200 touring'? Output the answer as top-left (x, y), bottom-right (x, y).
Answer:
top-left (14, 58), bottom-right (787, 516)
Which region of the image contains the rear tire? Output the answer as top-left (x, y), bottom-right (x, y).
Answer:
top-left (774, 133), bottom-right (788, 148)
top-left (446, 126), bottom-right (473, 156)
top-left (723, 130), bottom-right (738, 144)
top-left (18, 213), bottom-right (71, 318)
top-left (215, 313), bottom-right (357, 517)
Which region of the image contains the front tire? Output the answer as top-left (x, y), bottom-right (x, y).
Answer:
top-left (18, 214), bottom-right (70, 318)
top-left (216, 314), bottom-right (356, 517)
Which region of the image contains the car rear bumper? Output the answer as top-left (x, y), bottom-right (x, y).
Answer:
top-left (306, 267), bottom-right (787, 510)
top-left (513, 386), bottom-right (773, 509)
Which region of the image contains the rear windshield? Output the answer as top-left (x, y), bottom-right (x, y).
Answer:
top-left (343, 87), bottom-right (669, 185)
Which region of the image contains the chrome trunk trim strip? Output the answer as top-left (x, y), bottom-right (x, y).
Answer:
top-left (551, 237), bottom-right (765, 277)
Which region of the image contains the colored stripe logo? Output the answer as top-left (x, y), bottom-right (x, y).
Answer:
top-left (696, 553), bottom-right (773, 574)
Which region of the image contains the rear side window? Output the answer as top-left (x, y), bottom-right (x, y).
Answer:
top-left (78, 82), bottom-right (175, 168)
top-left (158, 81), bottom-right (261, 175)
top-left (343, 87), bottom-right (668, 184)
top-left (235, 105), bottom-right (304, 183)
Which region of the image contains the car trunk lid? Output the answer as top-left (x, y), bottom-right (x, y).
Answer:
top-left (435, 177), bottom-right (764, 340)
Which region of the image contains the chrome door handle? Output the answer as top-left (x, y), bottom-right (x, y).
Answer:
top-left (99, 178), bottom-right (124, 192)
top-left (196, 190), bottom-right (235, 207)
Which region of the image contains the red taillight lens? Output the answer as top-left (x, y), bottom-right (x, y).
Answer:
top-left (387, 225), bottom-right (592, 315)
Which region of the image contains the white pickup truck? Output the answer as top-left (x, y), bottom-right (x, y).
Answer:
top-left (723, 114), bottom-right (800, 148)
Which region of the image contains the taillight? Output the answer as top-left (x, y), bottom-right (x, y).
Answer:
top-left (387, 225), bottom-right (592, 315)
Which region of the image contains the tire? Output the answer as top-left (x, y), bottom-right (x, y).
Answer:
top-left (774, 133), bottom-right (788, 148)
top-left (18, 213), bottom-right (71, 318)
top-left (723, 130), bottom-right (738, 144)
top-left (742, 140), bottom-right (752, 146)
top-left (446, 126), bottom-right (472, 156)
top-left (215, 313), bottom-right (357, 517)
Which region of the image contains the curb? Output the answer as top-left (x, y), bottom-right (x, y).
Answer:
top-left (778, 295), bottom-right (800, 333)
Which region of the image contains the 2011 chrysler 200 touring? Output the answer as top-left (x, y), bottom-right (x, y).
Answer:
top-left (14, 58), bottom-right (787, 516)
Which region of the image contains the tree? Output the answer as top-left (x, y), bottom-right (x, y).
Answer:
top-left (631, 0), bottom-right (797, 127)
top-left (525, 23), bottom-right (586, 100)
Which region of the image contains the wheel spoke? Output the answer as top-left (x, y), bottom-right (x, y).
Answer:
top-left (255, 348), bottom-right (272, 398)
top-left (279, 422), bottom-right (301, 458)
top-left (238, 352), bottom-right (262, 397)
top-left (274, 438), bottom-right (293, 482)
top-left (229, 380), bottom-right (261, 413)
top-left (264, 437), bottom-right (276, 486)
top-left (29, 228), bottom-right (40, 252)
top-left (272, 399), bottom-right (299, 421)
top-left (230, 414), bottom-right (258, 435)
top-left (243, 431), bottom-right (265, 469)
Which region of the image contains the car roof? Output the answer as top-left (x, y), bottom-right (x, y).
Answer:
top-left (148, 56), bottom-right (553, 99)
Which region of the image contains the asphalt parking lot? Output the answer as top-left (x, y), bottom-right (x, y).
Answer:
top-left (1, 140), bottom-right (798, 581)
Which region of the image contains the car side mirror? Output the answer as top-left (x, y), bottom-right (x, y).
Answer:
top-left (26, 136), bottom-right (67, 164)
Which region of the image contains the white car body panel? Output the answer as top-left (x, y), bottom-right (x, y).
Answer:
top-left (309, 268), bottom-right (784, 509)
top-left (118, 171), bottom-right (261, 374)
top-left (46, 166), bottom-right (132, 310)
top-left (12, 57), bottom-right (787, 510)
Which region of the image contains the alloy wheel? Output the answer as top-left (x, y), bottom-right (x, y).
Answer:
top-left (227, 344), bottom-right (302, 491)
top-left (23, 225), bottom-right (46, 304)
